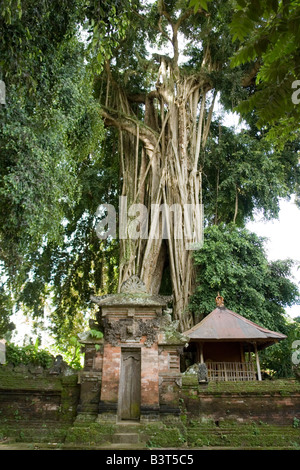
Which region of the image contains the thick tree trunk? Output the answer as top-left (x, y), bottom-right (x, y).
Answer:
top-left (99, 14), bottom-right (217, 331)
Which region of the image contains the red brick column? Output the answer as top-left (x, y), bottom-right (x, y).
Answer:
top-left (141, 343), bottom-right (159, 406)
top-left (100, 343), bottom-right (121, 404)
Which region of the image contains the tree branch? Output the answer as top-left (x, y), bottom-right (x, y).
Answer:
top-left (241, 60), bottom-right (261, 87)
top-left (100, 107), bottom-right (158, 151)
top-left (127, 90), bottom-right (159, 103)
top-left (174, 8), bottom-right (194, 32)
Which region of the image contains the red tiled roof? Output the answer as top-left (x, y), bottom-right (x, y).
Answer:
top-left (184, 307), bottom-right (287, 343)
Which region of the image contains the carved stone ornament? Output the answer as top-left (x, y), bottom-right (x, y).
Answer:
top-left (120, 275), bottom-right (147, 294)
top-left (198, 363), bottom-right (208, 383)
top-left (103, 317), bottom-right (160, 347)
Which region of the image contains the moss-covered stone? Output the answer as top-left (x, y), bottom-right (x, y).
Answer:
top-left (139, 422), bottom-right (186, 448)
top-left (65, 422), bottom-right (116, 446)
top-left (0, 367), bottom-right (299, 449)
top-left (182, 378), bottom-right (300, 395)
top-left (0, 367), bottom-right (79, 428)
top-left (182, 375), bottom-right (198, 387)
top-left (202, 379), bottom-right (300, 395)
top-left (186, 421), bottom-right (300, 449)
top-left (0, 423), bottom-right (71, 443)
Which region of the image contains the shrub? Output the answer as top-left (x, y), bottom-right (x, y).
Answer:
top-left (5, 341), bottom-right (54, 368)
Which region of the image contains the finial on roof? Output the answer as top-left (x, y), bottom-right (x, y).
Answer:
top-left (215, 293), bottom-right (224, 308)
top-left (120, 275), bottom-right (147, 294)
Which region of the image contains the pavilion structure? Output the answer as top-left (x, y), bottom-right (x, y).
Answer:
top-left (183, 295), bottom-right (287, 381)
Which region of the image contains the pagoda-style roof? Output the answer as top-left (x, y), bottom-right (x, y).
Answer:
top-left (90, 275), bottom-right (169, 308)
top-left (184, 295), bottom-right (286, 350)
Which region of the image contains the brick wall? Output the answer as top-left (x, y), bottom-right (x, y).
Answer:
top-left (100, 344), bottom-right (121, 403)
top-left (141, 343), bottom-right (159, 407)
top-left (0, 367), bottom-right (79, 425)
top-left (180, 377), bottom-right (300, 425)
top-left (1, 366), bottom-right (299, 430)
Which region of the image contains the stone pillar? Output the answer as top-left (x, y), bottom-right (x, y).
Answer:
top-left (140, 342), bottom-right (160, 421)
top-left (157, 323), bottom-right (189, 418)
top-left (99, 343), bottom-right (121, 419)
top-left (76, 335), bottom-right (103, 420)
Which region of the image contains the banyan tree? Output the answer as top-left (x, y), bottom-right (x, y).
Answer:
top-left (95, 1), bottom-right (251, 330)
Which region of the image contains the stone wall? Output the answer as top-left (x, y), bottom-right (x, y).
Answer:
top-left (1, 366), bottom-right (299, 428)
top-left (1, 364), bottom-right (299, 448)
top-left (180, 376), bottom-right (300, 426)
top-left (0, 365), bottom-right (80, 442)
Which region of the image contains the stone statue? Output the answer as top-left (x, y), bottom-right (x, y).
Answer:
top-left (198, 363), bottom-right (208, 384)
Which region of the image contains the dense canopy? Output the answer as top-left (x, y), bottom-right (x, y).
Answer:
top-left (0, 1), bottom-right (299, 371)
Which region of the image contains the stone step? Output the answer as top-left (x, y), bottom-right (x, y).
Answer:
top-left (112, 432), bottom-right (140, 444)
top-left (116, 421), bottom-right (141, 433)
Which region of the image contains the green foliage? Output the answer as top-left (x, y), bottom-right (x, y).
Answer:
top-left (293, 417), bottom-right (300, 429)
top-left (0, 1), bottom-right (141, 343)
top-left (203, 122), bottom-right (300, 224)
top-left (190, 224), bottom-right (299, 330)
top-left (0, 0), bottom-right (299, 350)
top-left (65, 336), bottom-right (83, 370)
top-left (83, 0), bottom-right (134, 72)
top-left (5, 340), bottom-right (54, 368)
top-left (189, 0), bottom-right (213, 13)
top-left (260, 319), bottom-right (300, 377)
top-left (230, 0), bottom-right (300, 145)
top-left (0, 0), bottom-right (114, 341)
top-left (89, 329), bottom-right (103, 340)
top-left (0, 37), bottom-right (104, 265)
top-left (189, 224), bottom-right (300, 376)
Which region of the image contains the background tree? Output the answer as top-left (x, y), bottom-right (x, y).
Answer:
top-left (203, 121), bottom-right (300, 225)
top-left (0, 0), bottom-right (299, 357)
top-left (189, 224), bottom-right (300, 376)
top-left (190, 0), bottom-right (300, 146)
top-left (0, 0), bottom-right (110, 345)
top-left (190, 224), bottom-right (299, 327)
top-left (230, 0), bottom-right (300, 148)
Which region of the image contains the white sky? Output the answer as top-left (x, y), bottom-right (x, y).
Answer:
top-left (220, 108), bottom-right (300, 320)
top-left (247, 197), bottom-right (300, 319)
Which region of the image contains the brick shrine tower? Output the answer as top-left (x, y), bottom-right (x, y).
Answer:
top-left (77, 275), bottom-right (188, 423)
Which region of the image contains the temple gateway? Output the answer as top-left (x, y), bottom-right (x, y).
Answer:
top-left (77, 275), bottom-right (188, 422)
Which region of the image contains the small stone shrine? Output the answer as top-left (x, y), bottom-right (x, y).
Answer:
top-left (77, 275), bottom-right (188, 422)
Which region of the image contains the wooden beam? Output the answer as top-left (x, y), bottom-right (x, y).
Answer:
top-left (240, 342), bottom-right (245, 363)
top-left (254, 342), bottom-right (262, 381)
top-left (200, 343), bottom-right (204, 363)
top-left (198, 342), bottom-right (204, 363)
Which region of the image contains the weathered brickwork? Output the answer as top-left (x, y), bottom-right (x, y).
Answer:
top-left (86, 278), bottom-right (186, 421)
top-left (100, 343), bottom-right (121, 403)
top-left (0, 367), bottom-right (79, 424)
top-left (180, 378), bottom-right (300, 425)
